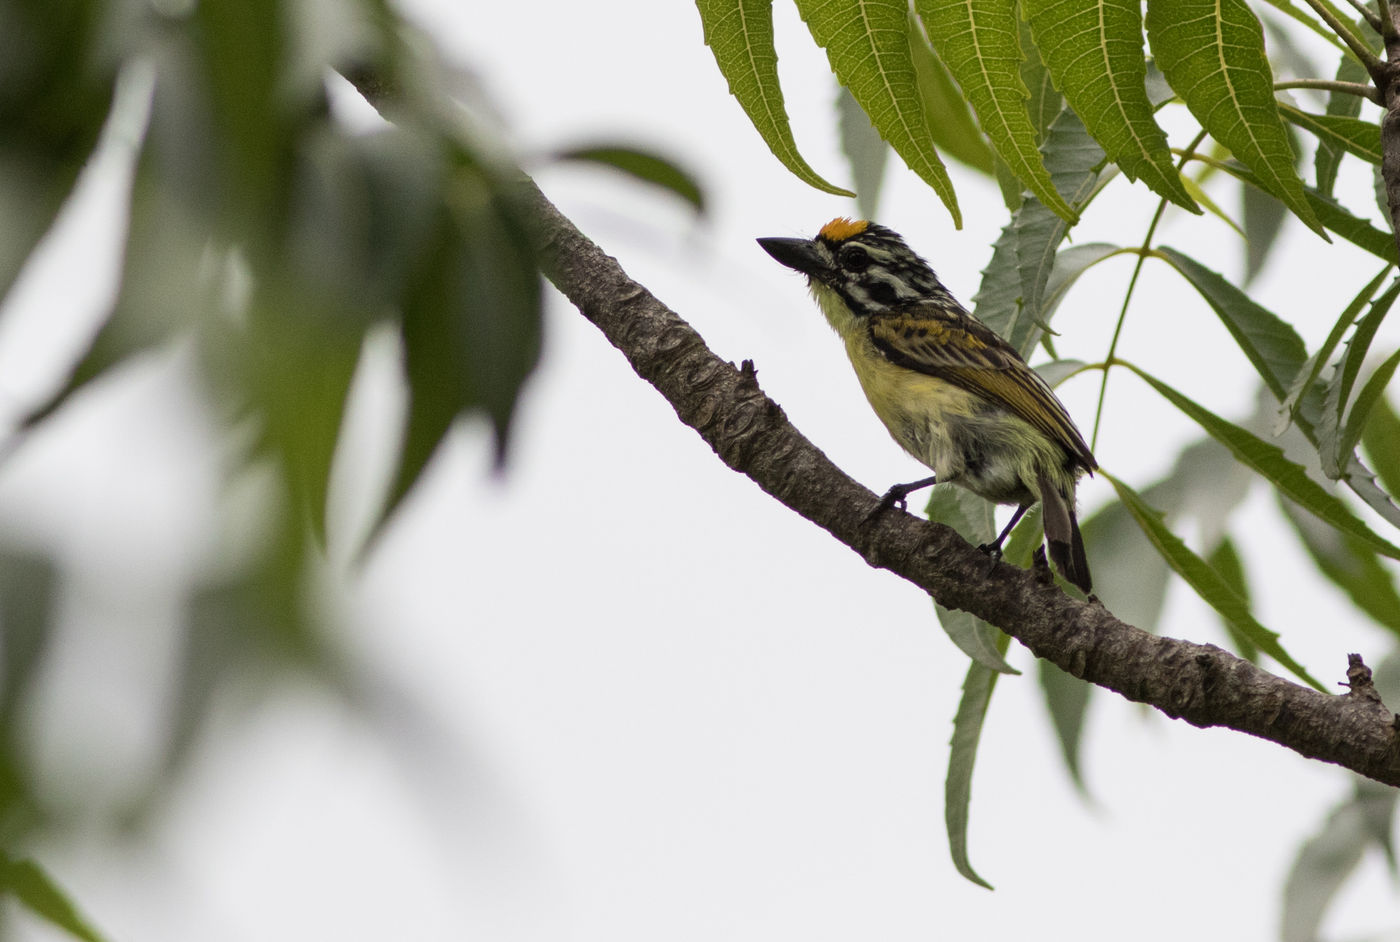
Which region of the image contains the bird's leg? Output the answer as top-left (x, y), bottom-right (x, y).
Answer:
top-left (875, 475), bottom-right (940, 513)
top-left (978, 502), bottom-right (1030, 559)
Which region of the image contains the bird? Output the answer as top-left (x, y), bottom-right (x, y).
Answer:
top-left (757, 217), bottom-right (1096, 593)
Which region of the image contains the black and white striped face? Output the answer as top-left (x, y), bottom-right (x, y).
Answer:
top-left (758, 218), bottom-right (955, 316)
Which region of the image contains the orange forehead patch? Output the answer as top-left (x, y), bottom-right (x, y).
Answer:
top-left (818, 217), bottom-right (869, 242)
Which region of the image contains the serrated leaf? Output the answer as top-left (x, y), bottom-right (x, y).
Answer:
top-left (947, 654), bottom-right (1003, 890)
top-left (1341, 347), bottom-right (1400, 461)
top-left (1279, 497), bottom-right (1400, 638)
top-left (696, 0), bottom-right (853, 196)
top-left (1317, 49), bottom-right (1370, 196)
top-left (1022, 0), bottom-right (1197, 212)
top-left (1127, 364), bottom-right (1400, 563)
top-left (1155, 247), bottom-right (1307, 399)
top-left (1277, 266), bottom-right (1390, 435)
top-left (1104, 472), bottom-right (1325, 691)
top-left (908, 16), bottom-right (995, 176)
top-left (1361, 393), bottom-right (1400, 501)
top-left (1012, 106), bottom-right (1108, 345)
top-left (1337, 279), bottom-right (1400, 428)
top-left (915, 0), bottom-right (1073, 223)
top-left (1146, 0), bottom-right (1323, 234)
top-left (1038, 658), bottom-right (1092, 793)
top-left (1280, 104), bottom-right (1381, 165)
top-left (555, 145), bottom-right (706, 214)
top-left (836, 87), bottom-right (890, 218)
top-left (972, 223), bottom-right (1023, 343)
top-left (796, 0), bottom-right (960, 224)
top-left (1341, 453), bottom-right (1400, 530)
top-left (927, 487), bottom-right (1020, 674)
top-left (1321, 278), bottom-right (1400, 476)
top-left (0, 854), bottom-right (107, 942)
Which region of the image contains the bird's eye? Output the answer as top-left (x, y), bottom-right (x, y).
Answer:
top-left (841, 245), bottom-right (871, 271)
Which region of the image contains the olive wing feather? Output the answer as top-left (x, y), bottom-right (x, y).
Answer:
top-left (867, 309), bottom-right (1096, 472)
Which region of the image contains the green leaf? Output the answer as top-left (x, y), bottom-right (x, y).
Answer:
top-left (1304, 187), bottom-right (1396, 261)
top-left (1146, 0), bottom-right (1323, 234)
top-left (696, 0), bottom-right (853, 196)
top-left (1240, 174), bottom-right (1285, 281)
top-left (1361, 393), bottom-right (1400, 501)
top-left (1320, 278), bottom-right (1400, 476)
top-left (1104, 472), bottom-right (1325, 691)
top-left (1043, 243), bottom-right (1123, 323)
top-left (1021, 0), bottom-right (1197, 212)
top-left (1155, 247), bottom-right (1307, 399)
top-left (926, 487), bottom-right (1020, 674)
top-left (796, 0), bottom-right (961, 224)
top-left (0, 0), bottom-right (115, 309)
top-left (195, 0), bottom-right (305, 244)
top-left (1338, 279), bottom-right (1400, 430)
top-left (1126, 364), bottom-right (1400, 562)
top-left (1019, 15), bottom-right (1062, 142)
top-left (972, 223), bottom-right (1023, 343)
top-left (373, 162), bottom-right (543, 544)
top-left (0, 552), bottom-right (57, 729)
top-left (1279, 497), bottom-right (1400, 638)
top-left (1316, 49), bottom-right (1370, 197)
top-left (20, 160), bottom-right (214, 431)
top-left (915, 0), bottom-right (1073, 223)
top-left (0, 854), bottom-right (107, 942)
top-left (1341, 453), bottom-right (1400, 531)
top-left (1341, 347), bottom-right (1400, 461)
top-left (1179, 173), bottom-right (1243, 238)
top-left (1012, 107), bottom-right (1108, 346)
top-left (555, 145), bottom-right (706, 214)
top-left (1279, 104), bottom-right (1381, 165)
top-left (1038, 658), bottom-right (1092, 793)
top-left (908, 16), bottom-right (995, 176)
top-left (836, 87), bottom-right (890, 219)
top-left (1277, 266), bottom-right (1390, 435)
top-left (1205, 537), bottom-right (1258, 660)
top-left (946, 654), bottom-right (1003, 890)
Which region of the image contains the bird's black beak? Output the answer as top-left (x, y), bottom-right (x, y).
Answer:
top-left (757, 236), bottom-right (823, 276)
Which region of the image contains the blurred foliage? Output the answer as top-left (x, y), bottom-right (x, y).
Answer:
top-left (0, 0), bottom-right (708, 935)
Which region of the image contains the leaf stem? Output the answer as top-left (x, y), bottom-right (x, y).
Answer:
top-left (1299, 0), bottom-right (1386, 74)
top-left (1342, 0), bottom-right (1385, 32)
top-left (1091, 130), bottom-right (1209, 452)
top-left (1275, 78), bottom-right (1383, 103)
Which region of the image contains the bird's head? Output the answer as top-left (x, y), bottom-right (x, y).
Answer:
top-left (757, 218), bottom-right (949, 329)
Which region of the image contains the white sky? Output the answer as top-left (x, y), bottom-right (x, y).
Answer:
top-left (4, 0), bottom-right (1400, 940)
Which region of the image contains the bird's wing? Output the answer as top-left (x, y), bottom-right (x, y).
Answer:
top-left (868, 307), bottom-right (1097, 472)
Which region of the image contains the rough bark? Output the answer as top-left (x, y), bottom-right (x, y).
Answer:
top-left (520, 179), bottom-right (1400, 787)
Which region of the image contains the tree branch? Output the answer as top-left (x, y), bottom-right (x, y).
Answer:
top-left (518, 178), bottom-right (1400, 787)
top-left (1380, 2), bottom-right (1400, 253)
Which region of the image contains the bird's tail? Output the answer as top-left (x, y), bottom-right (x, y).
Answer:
top-left (1038, 471), bottom-right (1092, 594)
